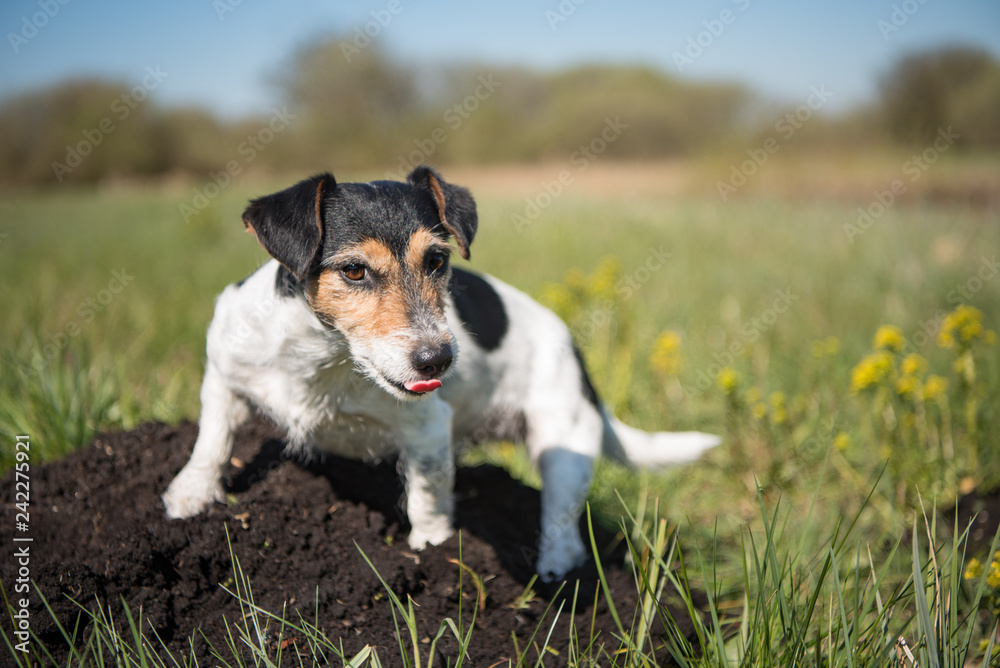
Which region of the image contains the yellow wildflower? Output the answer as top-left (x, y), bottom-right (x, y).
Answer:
top-left (923, 375), bottom-right (948, 401)
top-left (895, 375), bottom-right (920, 398)
top-left (650, 330), bottom-right (683, 376)
top-left (949, 305), bottom-right (980, 326)
top-left (746, 386), bottom-right (762, 403)
top-left (850, 351), bottom-right (894, 394)
top-left (752, 402), bottom-right (768, 420)
top-left (938, 305), bottom-right (988, 350)
top-left (541, 283), bottom-right (577, 321)
top-left (769, 391), bottom-right (787, 425)
top-left (585, 256), bottom-right (621, 301)
top-left (964, 558), bottom-right (982, 581)
top-left (833, 432), bottom-right (852, 452)
top-left (988, 558), bottom-right (1000, 589)
top-left (978, 638), bottom-right (1000, 658)
top-left (900, 353), bottom-right (927, 377)
top-left (718, 367), bottom-right (742, 394)
top-left (960, 320), bottom-right (983, 342)
top-left (986, 329), bottom-right (997, 346)
top-left (873, 325), bottom-right (905, 352)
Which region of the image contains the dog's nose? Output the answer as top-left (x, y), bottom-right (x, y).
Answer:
top-left (411, 343), bottom-right (453, 378)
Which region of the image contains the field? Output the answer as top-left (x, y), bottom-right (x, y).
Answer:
top-left (2, 155), bottom-right (1000, 665)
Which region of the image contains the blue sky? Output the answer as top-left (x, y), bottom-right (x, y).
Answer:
top-left (1, 0), bottom-right (998, 118)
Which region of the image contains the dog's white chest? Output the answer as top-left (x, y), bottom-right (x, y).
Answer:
top-left (308, 412), bottom-right (401, 459)
top-left (263, 356), bottom-right (411, 460)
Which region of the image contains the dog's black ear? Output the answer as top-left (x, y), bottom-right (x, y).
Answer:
top-left (408, 165), bottom-right (478, 260)
top-left (242, 173), bottom-right (334, 281)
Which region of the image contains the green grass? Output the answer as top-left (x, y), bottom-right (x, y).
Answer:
top-left (2, 160), bottom-right (1000, 663)
top-left (0, 185), bottom-right (267, 463)
top-left (4, 495), bottom-right (999, 666)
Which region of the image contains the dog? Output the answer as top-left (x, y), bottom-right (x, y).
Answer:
top-left (162, 166), bottom-right (720, 581)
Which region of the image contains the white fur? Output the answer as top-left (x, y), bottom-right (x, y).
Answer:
top-left (163, 259), bottom-right (720, 581)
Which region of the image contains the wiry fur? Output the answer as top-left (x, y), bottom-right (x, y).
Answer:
top-left (162, 166), bottom-right (719, 581)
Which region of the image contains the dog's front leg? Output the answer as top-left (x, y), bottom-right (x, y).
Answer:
top-left (399, 398), bottom-right (455, 550)
top-left (163, 364), bottom-right (250, 518)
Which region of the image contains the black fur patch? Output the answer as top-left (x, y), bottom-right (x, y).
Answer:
top-left (407, 166), bottom-right (478, 260)
top-left (319, 181), bottom-right (448, 263)
top-left (243, 168), bottom-right (477, 291)
top-left (242, 173), bottom-right (332, 282)
top-left (274, 265), bottom-right (301, 297)
top-left (449, 268), bottom-right (508, 351)
top-left (572, 346), bottom-right (601, 409)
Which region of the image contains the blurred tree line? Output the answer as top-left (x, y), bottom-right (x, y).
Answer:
top-left (0, 39), bottom-right (997, 186)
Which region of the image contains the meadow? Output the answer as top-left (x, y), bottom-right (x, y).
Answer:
top-left (2, 155), bottom-right (1000, 665)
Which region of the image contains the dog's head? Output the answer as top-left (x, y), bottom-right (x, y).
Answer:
top-left (242, 166), bottom-right (477, 400)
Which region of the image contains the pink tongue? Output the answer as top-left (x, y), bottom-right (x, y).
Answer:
top-left (404, 379), bottom-right (442, 393)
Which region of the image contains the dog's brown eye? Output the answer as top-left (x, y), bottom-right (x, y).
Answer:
top-left (342, 264), bottom-right (367, 281)
top-left (426, 252), bottom-right (448, 274)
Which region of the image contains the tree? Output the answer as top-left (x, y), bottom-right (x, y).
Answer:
top-left (272, 37), bottom-right (422, 167)
top-left (880, 47), bottom-right (1000, 147)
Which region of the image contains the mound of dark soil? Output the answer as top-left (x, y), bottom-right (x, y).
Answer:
top-left (1, 420), bottom-right (697, 665)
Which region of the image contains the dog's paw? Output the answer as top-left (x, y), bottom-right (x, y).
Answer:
top-left (407, 523), bottom-right (454, 551)
top-left (537, 534), bottom-right (587, 582)
top-left (162, 469), bottom-right (224, 519)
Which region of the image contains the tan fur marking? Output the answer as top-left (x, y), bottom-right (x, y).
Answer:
top-left (314, 177), bottom-right (325, 239)
top-left (426, 172), bottom-right (470, 260)
top-left (404, 228), bottom-right (442, 272)
top-left (306, 269), bottom-right (409, 340)
top-left (405, 227), bottom-right (452, 311)
top-left (426, 173), bottom-right (448, 224)
top-left (304, 231), bottom-right (454, 348)
top-left (353, 239), bottom-right (397, 277)
top-left (243, 219), bottom-right (259, 242)
top-left (305, 239), bottom-right (408, 340)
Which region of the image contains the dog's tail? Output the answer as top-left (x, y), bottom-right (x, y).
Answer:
top-left (600, 411), bottom-right (721, 469)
